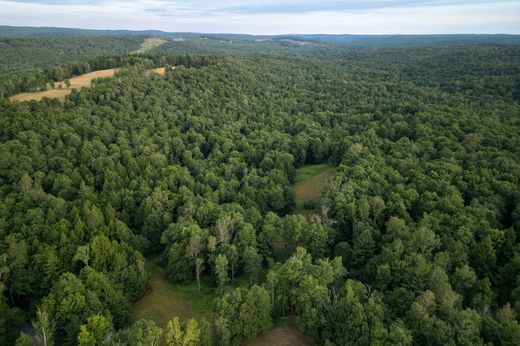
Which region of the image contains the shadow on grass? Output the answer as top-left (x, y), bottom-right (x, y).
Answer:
top-left (132, 256), bottom-right (251, 328)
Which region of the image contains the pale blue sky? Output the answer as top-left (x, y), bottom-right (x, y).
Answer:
top-left (0, 0), bottom-right (519, 34)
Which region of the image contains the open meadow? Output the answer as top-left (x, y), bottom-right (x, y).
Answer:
top-left (294, 164), bottom-right (335, 216)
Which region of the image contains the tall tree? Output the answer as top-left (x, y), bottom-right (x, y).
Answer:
top-left (164, 317), bottom-right (183, 346)
top-left (186, 228), bottom-right (206, 291)
top-left (215, 254), bottom-right (229, 295)
top-left (243, 246), bottom-right (262, 285)
top-left (227, 245), bottom-right (239, 281)
top-left (33, 307), bottom-right (55, 346)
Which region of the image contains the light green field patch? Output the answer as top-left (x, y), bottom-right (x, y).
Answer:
top-left (132, 256), bottom-right (251, 328)
top-left (131, 37), bottom-right (168, 54)
top-left (131, 256), bottom-right (215, 327)
top-left (294, 163), bottom-right (335, 216)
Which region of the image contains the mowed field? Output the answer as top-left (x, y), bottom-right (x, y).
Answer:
top-left (10, 67), bottom-right (168, 102)
top-left (10, 68), bottom-right (118, 102)
top-left (132, 256), bottom-right (216, 327)
top-left (151, 67), bottom-right (167, 75)
top-left (294, 164), bottom-right (335, 216)
top-left (131, 37), bottom-right (168, 54)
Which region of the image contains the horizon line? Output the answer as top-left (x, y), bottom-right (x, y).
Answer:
top-left (2, 25), bottom-right (520, 36)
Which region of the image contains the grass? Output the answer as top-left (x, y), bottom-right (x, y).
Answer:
top-left (246, 318), bottom-right (312, 346)
top-left (132, 256), bottom-right (250, 328)
top-left (151, 67), bottom-right (167, 75)
top-left (131, 37), bottom-right (168, 54)
top-left (295, 163), bottom-right (334, 183)
top-left (294, 163), bottom-right (335, 216)
top-left (131, 256), bottom-right (216, 327)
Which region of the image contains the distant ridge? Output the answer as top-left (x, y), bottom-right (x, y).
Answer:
top-left (0, 25), bottom-right (186, 37)
top-left (1, 25), bottom-right (519, 46)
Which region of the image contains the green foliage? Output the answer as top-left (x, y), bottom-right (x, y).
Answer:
top-left (0, 35), bottom-right (143, 76)
top-left (215, 254), bottom-right (229, 294)
top-left (214, 285), bottom-right (272, 345)
top-left (77, 314), bottom-right (113, 346)
top-left (33, 307), bottom-right (55, 346)
top-left (117, 319), bottom-right (163, 346)
top-left (0, 40), bottom-right (520, 345)
top-left (1, 52), bottom-right (213, 99)
top-left (165, 317), bottom-right (183, 345)
top-left (164, 317), bottom-right (200, 346)
top-left (266, 247), bottom-right (345, 341)
top-left (15, 333), bottom-right (33, 346)
top-left (242, 247), bottom-right (262, 285)
top-left (0, 283), bottom-right (8, 345)
top-left (327, 280), bottom-right (412, 345)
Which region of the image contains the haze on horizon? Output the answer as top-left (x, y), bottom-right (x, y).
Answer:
top-left (0, 0), bottom-right (519, 35)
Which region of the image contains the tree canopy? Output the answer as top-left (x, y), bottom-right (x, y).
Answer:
top-left (1, 38), bottom-right (520, 345)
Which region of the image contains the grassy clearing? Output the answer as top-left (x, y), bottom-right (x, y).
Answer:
top-left (295, 163), bottom-right (334, 183)
top-left (131, 256), bottom-right (215, 327)
top-left (131, 37), bottom-right (168, 54)
top-left (10, 68), bottom-right (118, 102)
top-left (246, 318), bottom-right (311, 346)
top-left (151, 67), bottom-right (167, 75)
top-left (132, 262), bottom-right (311, 345)
top-left (294, 163), bottom-right (335, 216)
top-left (132, 256), bottom-right (250, 328)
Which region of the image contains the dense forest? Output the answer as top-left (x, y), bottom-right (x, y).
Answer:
top-left (0, 36), bottom-right (146, 76)
top-left (1, 31), bottom-right (520, 346)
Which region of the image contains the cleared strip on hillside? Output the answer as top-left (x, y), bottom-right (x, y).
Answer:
top-left (10, 68), bottom-right (118, 102)
top-left (10, 66), bottom-right (170, 102)
top-left (131, 37), bottom-right (168, 54)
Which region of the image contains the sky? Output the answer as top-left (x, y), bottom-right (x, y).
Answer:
top-left (0, 0), bottom-right (519, 34)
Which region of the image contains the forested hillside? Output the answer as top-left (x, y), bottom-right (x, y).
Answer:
top-left (1, 39), bottom-right (520, 345)
top-left (0, 36), bottom-right (145, 76)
